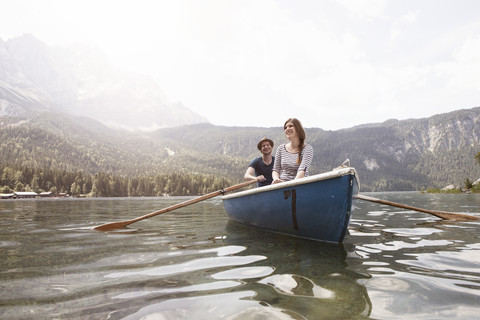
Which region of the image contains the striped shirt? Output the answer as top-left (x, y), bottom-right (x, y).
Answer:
top-left (273, 144), bottom-right (313, 181)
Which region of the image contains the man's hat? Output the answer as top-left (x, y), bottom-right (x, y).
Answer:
top-left (257, 137), bottom-right (274, 150)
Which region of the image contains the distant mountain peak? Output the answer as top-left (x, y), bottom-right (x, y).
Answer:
top-left (0, 34), bottom-right (208, 130)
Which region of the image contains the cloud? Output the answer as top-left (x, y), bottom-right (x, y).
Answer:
top-left (389, 11), bottom-right (418, 49)
top-left (142, 1), bottom-right (374, 128)
top-left (2, 0), bottom-right (480, 129)
top-left (444, 34), bottom-right (480, 91)
top-left (333, 0), bottom-right (388, 20)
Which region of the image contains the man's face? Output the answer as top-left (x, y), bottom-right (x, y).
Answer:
top-left (260, 141), bottom-right (272, 155)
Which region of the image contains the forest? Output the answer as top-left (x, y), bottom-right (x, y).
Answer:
top-left (0, 164), bottom-right (236, 197)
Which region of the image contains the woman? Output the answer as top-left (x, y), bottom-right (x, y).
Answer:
top-left (272, 118), bottom-right (313, 184)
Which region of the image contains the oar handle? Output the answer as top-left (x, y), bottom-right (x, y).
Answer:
top-left (129, 179), bottom-right (257, 223)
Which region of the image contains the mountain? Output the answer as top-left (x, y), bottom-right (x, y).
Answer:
top-left (0, 34), bottom-right (208, 130)
top-left (151, 107), bottom-right (480, 191)
top-left (1, 107), bottom-right (480, 192)
top-left (1, 34), bottom-right (479, 193)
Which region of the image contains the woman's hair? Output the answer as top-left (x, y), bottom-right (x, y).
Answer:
top-left (284, 118), bottom-right (306, 164)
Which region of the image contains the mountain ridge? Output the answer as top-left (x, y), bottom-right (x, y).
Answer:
top-left (1, 106), bottom-right (479, 192)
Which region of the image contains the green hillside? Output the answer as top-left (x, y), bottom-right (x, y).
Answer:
top-left (1, 108), bottom-right (480, 196)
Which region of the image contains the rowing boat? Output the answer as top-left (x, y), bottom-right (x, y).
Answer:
top-left (222, 167), bottom-right (359, 243)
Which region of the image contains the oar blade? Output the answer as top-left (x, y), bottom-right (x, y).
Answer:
top-left (93, 220), bottom-right (132, 231)
top-left (355, 194), bottom-right (479, 221)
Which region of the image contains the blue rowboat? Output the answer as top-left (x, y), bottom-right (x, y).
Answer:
top-left (222, 167), bottom-right (359, 243)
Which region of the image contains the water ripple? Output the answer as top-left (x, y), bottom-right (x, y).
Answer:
top-left (105, 255), bottom-right (267, 278)
top-left (211, 266), bottom-right (274, 280)
top-left (112, 280), bottom-right (242, 299)
top-left (118, 291), bottom-right (302, 320)
top-left (259, 274), bottom-right (336, 299)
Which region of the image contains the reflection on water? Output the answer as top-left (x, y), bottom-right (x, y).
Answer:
top-left (0, 193), bottom-right (479, 319)
top-left (347, 192), bottom-right (480, 320)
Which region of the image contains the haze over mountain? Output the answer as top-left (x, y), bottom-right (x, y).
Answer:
top-left (0, 34), bottom-right (208, 130)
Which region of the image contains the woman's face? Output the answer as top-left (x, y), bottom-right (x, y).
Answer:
top-left (284, 121), bottom-right (296, 140)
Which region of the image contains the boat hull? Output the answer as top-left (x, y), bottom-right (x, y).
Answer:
top-left (222, 168), bottom-right (359, 243)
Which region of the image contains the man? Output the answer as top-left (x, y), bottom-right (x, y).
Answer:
top-left (244, 137), bottom-right (275, 187)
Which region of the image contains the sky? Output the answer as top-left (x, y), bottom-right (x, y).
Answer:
top-left (1, 0), bottom-right (480, 130)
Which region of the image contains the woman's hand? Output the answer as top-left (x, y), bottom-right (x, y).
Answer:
top-left (271, 170), bottom-right (282, 184)
top-left (294, 170), bottom-right (306, 180)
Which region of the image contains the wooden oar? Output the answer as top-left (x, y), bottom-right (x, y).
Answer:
top-left (355, 194), bottom-right (479, 221)
top-left (93, 179), bottom-right (257, 231)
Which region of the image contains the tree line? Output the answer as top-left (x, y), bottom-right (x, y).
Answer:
top-left (0, 164), bottom-right (237, 197)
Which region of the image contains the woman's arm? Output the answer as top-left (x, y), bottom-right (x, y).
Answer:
top-left (272, 170), bottom-right (283, 184)
top-left (271, 146), bottom-right (283, 184)
top-left (295, 144), bottom-right (313, 179)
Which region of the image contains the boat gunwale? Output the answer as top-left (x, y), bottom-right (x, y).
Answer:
top-left (222, 167), bottom-right (359, 200)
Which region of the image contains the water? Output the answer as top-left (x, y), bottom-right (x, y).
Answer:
top-left (0, 192), bottom-right (479, 319)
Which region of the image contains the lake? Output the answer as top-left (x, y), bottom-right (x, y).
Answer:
top-left (1, 192), bottom-right (479, 319)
